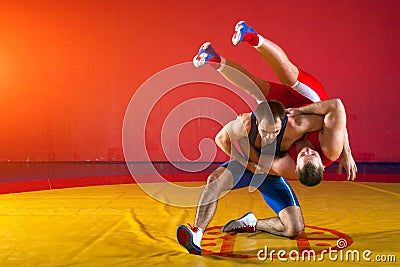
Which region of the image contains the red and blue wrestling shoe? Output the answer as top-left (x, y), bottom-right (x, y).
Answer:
top-left (176, 224), bottom-right (203, 255)
top-left (232, 20), bottom-right (258, 46)
top-left (192, 42), bottom-right (221, 68)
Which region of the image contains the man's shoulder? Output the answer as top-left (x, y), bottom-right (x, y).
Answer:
top-left (237, 112), bottom-right (253, 127)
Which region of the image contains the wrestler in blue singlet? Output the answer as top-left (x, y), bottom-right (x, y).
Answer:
top-left (220, 112), bottom-right (299, 213)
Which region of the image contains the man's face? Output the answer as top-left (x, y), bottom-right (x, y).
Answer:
top-left (296, 146), bottom-right (323, 170)
top-left (257, 118), bottom-right (282, 145)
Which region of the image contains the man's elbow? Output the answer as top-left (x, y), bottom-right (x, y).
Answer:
top-left (215, 132), bottom-right (229, 148)
top-left (332, 98), bottom-right (345, 111)
top-left (330, 98), bottom-right (346, 120)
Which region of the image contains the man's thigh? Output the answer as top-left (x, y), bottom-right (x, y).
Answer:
top-left (258, 176), bottom-right (301, 214)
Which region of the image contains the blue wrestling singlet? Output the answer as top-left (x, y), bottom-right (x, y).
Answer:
top-left (220, 112), bottom-right (300, 213)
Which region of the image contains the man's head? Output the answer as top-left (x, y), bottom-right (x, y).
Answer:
top-left (296, 146), bottom-right (324, 186)
top-left (255, 100), bottom-right (285, 145)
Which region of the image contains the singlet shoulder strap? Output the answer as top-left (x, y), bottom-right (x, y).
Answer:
top-left (275, 115), bottom-right (288, 157)
top-left (248, 112), bottom-right (258, 146)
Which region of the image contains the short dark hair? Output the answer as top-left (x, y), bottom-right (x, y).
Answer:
top-left (297, 161), bottom-right (323, 187)
top-left (255, 100), bottom-right (285, 124)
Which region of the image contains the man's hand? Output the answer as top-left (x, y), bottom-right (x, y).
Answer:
top-left (246, 162), bottom-right (257, 173)
top-left (338, 153), bottom-right (357, 180)
top-left (246, 162), bottom-right (268, 174)
top-left (285, 108), bottom-right (302, 117)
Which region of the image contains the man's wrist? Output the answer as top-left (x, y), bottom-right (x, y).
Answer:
top-left (342, 148), bottom-right (352, 156)
top-left (235, 156), bottom-right (249, 167)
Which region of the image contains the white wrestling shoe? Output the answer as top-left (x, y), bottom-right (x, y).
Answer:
top-left (176, 224), bottom-right (203, 255)
top-left (222, 212), bottom-right (257, 233)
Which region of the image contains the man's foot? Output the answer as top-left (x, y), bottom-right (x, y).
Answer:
top-left (193, 42), bottom-right (221, 68)
top-left (176, 224), bottom-right (203, 255)
top-left (222, 212), bottom-right (257, 233)
top-left (232, 21), bottom-right (258, 46)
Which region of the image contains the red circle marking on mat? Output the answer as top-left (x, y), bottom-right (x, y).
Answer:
top-left (202, 225), bottom-right (353, 259)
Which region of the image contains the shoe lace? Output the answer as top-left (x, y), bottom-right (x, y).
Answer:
top-left (233, 222), bottom-right (256, 233)
top-left (187, 223), bottom-right (199, 233)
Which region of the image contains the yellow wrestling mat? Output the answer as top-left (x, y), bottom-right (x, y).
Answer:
top-left (0, 181), bottom-right (398, 266)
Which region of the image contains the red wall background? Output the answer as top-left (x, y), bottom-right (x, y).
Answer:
top-left (0, 0), bottom-right (399, 163)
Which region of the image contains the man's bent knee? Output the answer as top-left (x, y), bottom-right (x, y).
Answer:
top-left (206, 172), bottom-right (219, 184)
top-left (285, 222), bottom-right (304, 238)
top-left (278, 206), bottom-right (304, 238)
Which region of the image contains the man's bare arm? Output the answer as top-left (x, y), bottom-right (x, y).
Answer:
top-left (261, 154), bottom-right (297, 178)
top-left (288, 99), bottom-right (346, 160)
top-left (237, 137), bottom-right (298, 177)
top-left (287, 98), bottom-right (340, 116)
top-left (215, 117), bottom-right (251, 168)
top-left (237, 137), bottom-right (259, 163)
top-left (338, 128), bottom-right (357, 180)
